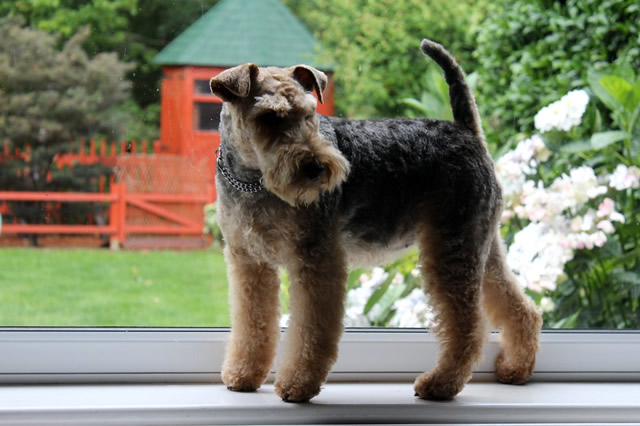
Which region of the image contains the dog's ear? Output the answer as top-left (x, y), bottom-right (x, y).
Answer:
top-left (210, 63), bottom-right (259, 102)
top-left (292, 65), bottom-right (328, 104)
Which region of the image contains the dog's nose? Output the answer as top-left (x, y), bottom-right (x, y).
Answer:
top-left (301, 161), bottom-right (325, 181)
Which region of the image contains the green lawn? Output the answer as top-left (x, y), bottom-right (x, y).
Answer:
top-left (0, 248), bottom-right (230, 327)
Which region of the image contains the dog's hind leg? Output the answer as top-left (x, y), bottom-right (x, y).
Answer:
top-left (482, 235), bottom-right (542, 384)
top-left (221, 245), bottom-right (282, 392)
top-left (274, 242), bottom-right (348, 402)
top-left (414, 225), bottom-right (489, 400)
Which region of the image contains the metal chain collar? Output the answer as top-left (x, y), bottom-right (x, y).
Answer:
top-left (216, 147), bottom-right (264, 193)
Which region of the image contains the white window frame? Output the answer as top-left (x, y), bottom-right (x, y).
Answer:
top-left (1, 328), bottom-right (638, 383)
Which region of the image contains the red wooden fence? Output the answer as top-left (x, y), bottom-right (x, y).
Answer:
top-left (0, 151), bottom-right (215, 248)
top-left (2, 139), bottom-right (162, 162)
top-left (0, 183), bottom-right (213, 247)
top-left (1, 139), bottom-right (163, 193)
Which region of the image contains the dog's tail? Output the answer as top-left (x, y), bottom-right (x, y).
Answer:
top-left (420, 39), bottom-right (484, 139)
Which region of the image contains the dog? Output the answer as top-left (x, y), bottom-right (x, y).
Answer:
top-left (209, 39), bottom-right (542, 403)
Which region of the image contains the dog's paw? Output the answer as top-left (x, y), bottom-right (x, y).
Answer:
top-left (494, 351), bottom-right (535, 385)
top-left (221, 367), bottom-right (266, 393)
top-left (274, 376), bottom-right (321, 402)
top-left (413, 370), bottom-right (467, 401)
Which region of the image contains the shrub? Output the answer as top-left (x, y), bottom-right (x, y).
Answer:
top-left (473, 0), bottom-right (640, 149)
top-left (286, 0), bottom-right (487, 118)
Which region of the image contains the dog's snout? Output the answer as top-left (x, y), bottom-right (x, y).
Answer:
top-left (301, 161), bottom-right (325, 181)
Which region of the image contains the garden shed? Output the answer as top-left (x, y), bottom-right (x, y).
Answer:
top-left (153, 0), bottom-right (334, 168)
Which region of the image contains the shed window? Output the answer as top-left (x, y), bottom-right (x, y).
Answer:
top-left (194, 79), bottom-right (213, 95)
top-left (194, 101), bottom-right (222, 131)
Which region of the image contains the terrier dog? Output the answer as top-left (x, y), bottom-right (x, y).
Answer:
top-left (210, 39), bottom-right (542, 403)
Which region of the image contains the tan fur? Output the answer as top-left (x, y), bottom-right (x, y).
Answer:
top-left (275, 242), bottom-right (348, 401)
top-left (221, 245), bottom-right (282, 391)
top-left (261, 131), bottom-right (350, 206)
top-left (483, 237), bottom-right (542, 384)
top-left (412, 224), bottom-right (489, 400)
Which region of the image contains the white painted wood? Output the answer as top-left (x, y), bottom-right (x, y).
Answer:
top-left (0, 329), bottom-right (638, 383)
top-left (0, 382), bottom-right (638, 425)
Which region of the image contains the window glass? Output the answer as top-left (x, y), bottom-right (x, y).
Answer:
top-left (194, 102), bottom-right (222, 131)
top-left (194, 79), bottom-right (213, 96)
top-left (0, 1), bottom-right (638, 331)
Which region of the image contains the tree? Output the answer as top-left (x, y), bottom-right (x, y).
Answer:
top-left (0, 17), bottom-right (132, 243)
top-left (0, 0), bottom-right (218, 142)
top-left (285, 0), bottom-right (486, 119)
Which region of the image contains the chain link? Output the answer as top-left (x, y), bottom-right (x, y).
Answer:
top-left (216, 147), bottom-right (264, 193)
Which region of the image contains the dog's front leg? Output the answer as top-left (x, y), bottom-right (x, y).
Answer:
top-left (221, 245), bottom-right (281, 392)
top-left (275, 244), bottom-right (347, 402)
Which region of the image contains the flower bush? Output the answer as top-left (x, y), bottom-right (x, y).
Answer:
top-left (343, 60), bottom-right (640, 329)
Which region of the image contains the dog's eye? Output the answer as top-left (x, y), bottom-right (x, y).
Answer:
top-left (305, 115), bottom-right (313, 121)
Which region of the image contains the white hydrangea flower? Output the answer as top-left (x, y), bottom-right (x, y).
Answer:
top-left (563, 231), bottom-right (607, 250)
top-left (608, 164), bottom-right (640, 191)
top-left (343, 267), bottom-right (388, 327)
top-left (534, 89), bottom-right (590, 133)
top-left (549, 167), bottom-right (607, 213)
top-left (496, 158), bottom-right (527, 202)
top-left (506, 222), bottom-right (574, 292)
top-left (597, 198), bottom-right (625, 223)
top-left (597, 220), bottom-right (615, 234)
top-left (388, 288), bottom-right (434, 328)
top-left (539, 297), bottom-right (556, 313)
top-left (496, 135), bottom-right (551, 216)
top-left (344, 308), bottom-right (370, 327)
top-left (569, 167), bottom-right (608, 201)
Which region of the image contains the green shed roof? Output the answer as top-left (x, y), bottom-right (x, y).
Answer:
top-left (153, 0), bottom-right (330, 70)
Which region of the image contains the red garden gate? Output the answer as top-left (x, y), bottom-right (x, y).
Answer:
top-left (0, 155), bottom-right (215, 249)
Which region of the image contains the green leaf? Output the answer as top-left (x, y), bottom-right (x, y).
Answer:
top-left (401, 98), bottom-right (429, 115)
top-left (560, 139), bottom-right (593, 153)
top-left (600, 76), bottom-right (633, 111)
top-left (363, 273), bottom-right (394, 315)
top-left (590, 130), bottom-right (631, 149)
top-left (630, 85), bottom-right (640, 131)
top-left (374, 283), bottom-right (407, 321)
top-left (610, 270), bottom-right (640, 286)
top-left (615, 60), bottom-right (636, 82)
top-left (551, 310), bottom-right (581, 329)
top-left (632, 80), bottom-right (640, 107)
top-left (347, 268), bottom-right (365, 291)
top-left (588, 69), bottom-right (623, 113)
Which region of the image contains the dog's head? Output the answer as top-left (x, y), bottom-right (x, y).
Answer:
top-left (210, 64), bottom-right (350, 207)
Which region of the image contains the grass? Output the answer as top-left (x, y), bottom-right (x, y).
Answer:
top-left (0, 247), bottom-right (230, 327)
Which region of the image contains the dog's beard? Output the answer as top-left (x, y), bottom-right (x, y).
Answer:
top-left (262, 142), bottom-right (350, 207)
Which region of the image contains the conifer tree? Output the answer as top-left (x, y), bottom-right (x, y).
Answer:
top-left (0, 17), bottom-right (132, 243)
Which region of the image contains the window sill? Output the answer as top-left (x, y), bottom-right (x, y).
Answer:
top-left (1, 382), bottom-right (639, 425)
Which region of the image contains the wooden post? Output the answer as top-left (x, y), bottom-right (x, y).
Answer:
top-left (109, 183), bottom-right (119, 249)
top-left (89, 139), bottom-right (96, 162)
top-left (117, 183), bottom-right (127, 245)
